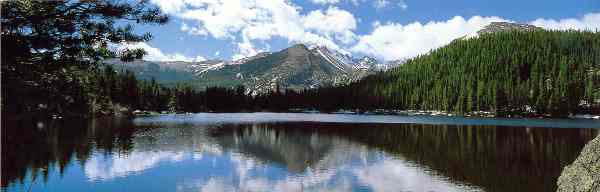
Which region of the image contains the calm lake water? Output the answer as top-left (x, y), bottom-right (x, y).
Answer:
top-left (2, 113), bottom-right (600, 192)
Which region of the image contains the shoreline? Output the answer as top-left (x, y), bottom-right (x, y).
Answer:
top-left (129, 112), bottom-right (600, 129)
top-left (5, 108), bottom-right (598, 122)
top-left (132, 109), bottom-right (600, 120)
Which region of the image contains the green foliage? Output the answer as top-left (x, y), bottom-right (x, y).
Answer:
top-left (206, 30), bottom-right (599, 117)
top-left (3, 0), bottom-right (597, 119)
top-left (336, 30), bottom-right (600, 116)
top-left (1, 0), bottom-right (168, 116)
top-left (80, 29), bottom-right (600, 117)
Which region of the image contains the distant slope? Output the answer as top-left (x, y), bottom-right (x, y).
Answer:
top-left (103, 59), bottom-right (223, 86)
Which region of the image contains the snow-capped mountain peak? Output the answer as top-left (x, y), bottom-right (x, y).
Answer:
top-left (230, 52), bottom-right (272, 65)
top-left (308, 45), bottom-right (381, 71)
top-left (354, 56), bottom-right (379, 69)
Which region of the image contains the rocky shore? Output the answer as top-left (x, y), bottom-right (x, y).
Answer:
top-left (557, 134), bottom-right (600, 191)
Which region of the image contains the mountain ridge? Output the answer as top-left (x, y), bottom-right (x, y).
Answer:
top-left (106, 22), bottom-right (543, 92)
top-left (106, 43), bottom-right (389, 93)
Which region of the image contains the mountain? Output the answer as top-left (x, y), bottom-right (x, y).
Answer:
top-left (194, 44), bottom-right (375, 95)
top-left (458, 22), bottom-right (543, 40)
top-left (106, 44), bottom-right (386, 94)
top-left (103, 59), bottom-right (195, 84)
top-left (297, 23), bottom-right (600, 117)
top-left (477, 22), bottom-right (542, 34)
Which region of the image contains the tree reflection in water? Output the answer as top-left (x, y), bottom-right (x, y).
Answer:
top-left (2, 117), bottom-right (136, 187)
top-left (209, 123), bottom-right (597, 191)
top-left (2, 117), bottom-right (597, 191)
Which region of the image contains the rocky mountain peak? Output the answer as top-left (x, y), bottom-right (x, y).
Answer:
top-left (478, 22), bottom-right (542, 34)
top-left (288, 44), bottom-right (309, 52)
top-left (231, 52), bottom-right (272, 65)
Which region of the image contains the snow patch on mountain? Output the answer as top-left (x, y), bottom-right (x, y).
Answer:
top-left (309, 45), bottom-right (382, 71)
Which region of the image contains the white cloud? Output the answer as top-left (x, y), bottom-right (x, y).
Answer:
top-left (85, 151), bottom-right (186, 181)
top-left (373, 0), bottom-right (389, 9)
top-left (373, 0), bottom-right (409, 10)
top-left (150, 0), bottom-right (186, 14)
top-left (151, 0), bottom-right (357, 59)
top-left (180, 22), bottom-right (208, 36)
top-left (310, 0), bottom-right (341, 5)
top-left (354, 158), bottom-right (482, 192)
top-left (398, 0), bottom-right (408, 10)
top-left (530, 13), bottom-right (600, 31)
top-left (152, 1), bottom-right (599, 62)
top-left (119, 42), bottom-right (206, 62)
top-left (232, 39), bottom-right (266, 60)
top-left (352, 13), bottom-right (600, 61)
top-left (302, 7), bottom-right (357, 44)
top-left (352, 16), bottom-right (507, 61)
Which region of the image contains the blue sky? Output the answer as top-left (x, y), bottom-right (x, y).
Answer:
top-left (128, 0), bottom-right (600, 62)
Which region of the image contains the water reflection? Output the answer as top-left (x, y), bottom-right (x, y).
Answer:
top-left (2, 117), bottom-right (135, 188)
top-left (2, 115), bottom-right (598, 191)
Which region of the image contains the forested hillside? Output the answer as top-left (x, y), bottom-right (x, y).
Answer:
top-left (3, 1), bottom-right (597, 118)
top-left (117, 29), bottom-right (600, 117)
top-left (300, 30), bottom-right (600, 117)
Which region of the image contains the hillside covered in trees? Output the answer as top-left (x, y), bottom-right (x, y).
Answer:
top-left (373, 30), bottom-right (598, 116)
top-left (166, 29), bottom-right (599, 117)
top-left (289, 30), bottom-right (600, 117)
top-left (102, 29), bottom-right (600, 118)
top-left (2, 0), bottom-right (598, 119)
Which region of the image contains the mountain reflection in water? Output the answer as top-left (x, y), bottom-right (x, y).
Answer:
top-left (2, 114), bottom-right (598, 192)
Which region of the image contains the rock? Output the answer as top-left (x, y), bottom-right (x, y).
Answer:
top-left (556, 135), bottom-right (600, 192)
top-left (478, 22), bottom-right (542, 35)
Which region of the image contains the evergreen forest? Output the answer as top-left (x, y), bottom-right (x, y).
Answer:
top-left (2, 1), bottom-right (599, 119)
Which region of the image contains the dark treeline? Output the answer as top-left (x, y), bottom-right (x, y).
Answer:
top-left (8, 30), bottom-right (600, 116)
top-left (259, 30), bottom-right (600, 117)
top-left (187, 30), bottom-right (600, 117)
top-left (361, 30), bottom-right (600, 117)
top-left (3, 1), bottom-right (599, 118)
top-left (1, 1), bottom-right (167, 117)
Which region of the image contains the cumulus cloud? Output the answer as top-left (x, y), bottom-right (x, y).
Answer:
top-left (232, 39), bottom-right (267, 60)
top-left (150, 0), bottom-right (357, 59)
top-left (302, 7), bottom-right (358, 44)
top-left (150, 0), bottom-right (599, 62)
top-left (373, 0), bottom-right (410, 10)
top-left (352, 16), bottom-right (508, 61)
top-left (352, 13), bottom-right (600, 61)
top-left (119, 42), bottom-right (206, 62)
top-left (530, 13), bottom-right (600, 31)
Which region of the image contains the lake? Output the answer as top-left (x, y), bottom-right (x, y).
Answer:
top-left (2, 113), bottom-right (599, 192)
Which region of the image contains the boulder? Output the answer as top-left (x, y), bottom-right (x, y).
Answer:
top-left (557, 135), bottom-right (600, 191)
